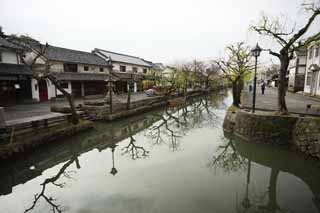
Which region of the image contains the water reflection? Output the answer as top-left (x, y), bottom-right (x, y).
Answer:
top-left (122, 125), bottom-right (149, 160)
top-left (25, 155), bottom-right (77, 213)
top-left (109, 143), bottom-right (118, 176)
top-left (217, 132), bottom-right (320, 213)
top-left (1, 90), bottom-right (319, 213)
top-left (147, 94), bottom-right (222, 151)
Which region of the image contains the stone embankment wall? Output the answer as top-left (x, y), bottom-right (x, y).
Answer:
top-left (83, 90), bottom-right (205, 121)
top-left (223, 108), bottom-right (320, 159)
top-left (293, 117), bottom-right (320, 159)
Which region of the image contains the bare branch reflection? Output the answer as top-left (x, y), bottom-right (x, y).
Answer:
top-left (122, 125), bottom-right (149, 159)
top-left (147, 95), bottom-right (220, 151)
top-left (24, 157), bottom-right (77, 213)
top-left (208, 137), bottom-right (247, 173)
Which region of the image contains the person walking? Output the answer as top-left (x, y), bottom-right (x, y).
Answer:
top-left (261, 82), bottom-right (266, 95)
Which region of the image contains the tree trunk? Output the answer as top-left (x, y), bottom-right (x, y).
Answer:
top-left (127, 82), bottom-right (131, 110)
top-left (267, 169), bottom-right (280, 213)
top-left (47, 76), bottom-right (79, 124)
top-left (278, 56), bottom-right (289, 114)
top-left (232, 81), bottom-right (241, 107)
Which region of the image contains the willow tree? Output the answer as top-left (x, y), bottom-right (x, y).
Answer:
top-left (251, 1), bottom-right (320, 113)
top-left (216, 42), bottom-right (253, 108)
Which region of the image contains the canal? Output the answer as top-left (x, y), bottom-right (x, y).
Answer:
top-left (0, 91), bottom-right (320, 213)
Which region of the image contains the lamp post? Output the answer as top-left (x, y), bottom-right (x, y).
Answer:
top-left (251, 43), bottom-right (262, 113)
top-left (109, 143), bottom-right (118, 176)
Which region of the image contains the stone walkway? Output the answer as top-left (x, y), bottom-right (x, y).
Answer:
top-left (3, 92), bottom-right (153, 122)
top-left (242, 87), bottom-right (320, 115)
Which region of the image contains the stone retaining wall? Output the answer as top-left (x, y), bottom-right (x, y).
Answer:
top-left (293, 117), bottom-right (320, 158)
top-left (233, 111), bottom-right (297, 144)
top-left (223, 109), bottom-right (320, 159)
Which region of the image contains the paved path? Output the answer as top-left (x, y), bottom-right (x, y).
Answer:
top-left (242, 87), bottom-right (320, 115)
top-left (3, 92), bottom-right (153, 121)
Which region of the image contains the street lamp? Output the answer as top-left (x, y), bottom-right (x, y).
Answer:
top-left (109, 143), bottom-right (118, 176)
top-left (251, 43), bottom-right (262, 113)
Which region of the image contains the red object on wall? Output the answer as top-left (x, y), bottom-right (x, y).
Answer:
top-left (39, 80), bottom-right (48, 101)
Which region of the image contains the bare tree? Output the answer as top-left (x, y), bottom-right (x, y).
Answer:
top-left (8, 35), bottom-right (80, 124)
top-left (251, 1), bottom-right (320, 113)
top-left (216, 42), bottom-right (253, 108)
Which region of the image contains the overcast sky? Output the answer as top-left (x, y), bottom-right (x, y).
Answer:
top-left (1, 0), bottom-right (319, 65)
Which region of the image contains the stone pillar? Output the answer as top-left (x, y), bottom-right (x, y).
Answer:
top-left (0, 107), bottom-right (6, 128)
top-left (134, 82), bottom-right (137, 93)
top-left (81, 82), bottom-right (85, 97)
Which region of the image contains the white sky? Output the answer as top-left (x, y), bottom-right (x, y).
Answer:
top-left (1, 0), bottom-right (319, 65)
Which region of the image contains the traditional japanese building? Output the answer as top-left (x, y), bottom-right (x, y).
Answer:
top-left (288, 47), bottom-right (307, 93)
top-left (26, 45), bottom-right (114, 101)
top-left (0, 37), bottom-right (33, 106)
top-left (92, 49), bottom-right (152, 93)
top-left (304, 32), bottom-right (320, 97)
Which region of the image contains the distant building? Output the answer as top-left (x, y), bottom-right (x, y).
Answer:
top-left (0, 37), bottom-right (33, 105)
top-left (288, 47), bottom-right (307, 93)
top-left (93, 48), bottom-right (153, 93)
top-left (304, 32), bottom-right (320, 97)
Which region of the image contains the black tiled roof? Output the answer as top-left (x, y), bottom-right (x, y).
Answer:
top-left (111, 71), bottom-right (145, 81)
top-left (0, 63), bottom-right (32, 75)
top-left (0, 37), bottom-right (22, 50)
top-left (43, 45), bottom-right (110, 66)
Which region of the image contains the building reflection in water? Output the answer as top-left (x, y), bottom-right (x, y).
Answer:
top-left (0, 92), bottom-right (229, 213)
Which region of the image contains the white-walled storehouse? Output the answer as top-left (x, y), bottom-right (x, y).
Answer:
top-left (0, 37), bottom-right (33, 106)
top-left (288, 47), bottom-right (307, 93)
top-left (93, 49), bottom-right (152, 93)
top-left (304, 33), bottom-right (320, 97)
top-left (26, 45), bottom-right (113, 102)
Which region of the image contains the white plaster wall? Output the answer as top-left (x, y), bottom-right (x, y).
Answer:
top-left (56, 81), bottom-right (71, 96)
top-left (112, 62), bottom-right (149, 73)
top-left (317, 72), bottom-right (320, 96)
top-left (24, 51), bottom-right (46, 65)
top-left (78, 64), bottom-right (108, 73)
top-left (50, 62), bottom-right (64, 72)
top-left (1, 51), bottom-right (18, 64)
top-left (47, 80), bottom-right (56, 99)
top-left (304, 71), bottom-right (312, 94)
top-left (297, 66), bottom-right (306, 74)
top-left (299, 56), bottom-right (307, 65)
top-left (31, 78), bottom-right (40, 102)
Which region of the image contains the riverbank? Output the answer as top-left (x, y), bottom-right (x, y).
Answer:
top-left (223, 107), bottom-right (320, 159)
top-left (0, 87), bottom-right (227, 159)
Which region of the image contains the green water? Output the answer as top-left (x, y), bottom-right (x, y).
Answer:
top-left (0, 91), bottom-right (320, 213)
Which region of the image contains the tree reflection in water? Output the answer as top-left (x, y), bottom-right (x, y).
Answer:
top-left (24, 157), bottom-right (77, 213)
top-left (210, 135), bottom-right (289, 213)
top-left (207, 137), bottom-right (247, 173)
top-left (147, 95), bottom-right (220, 151)
top-left (121, 125), bottom-right (149, 160)
top-left (24, 140), bottom-right (82, 213)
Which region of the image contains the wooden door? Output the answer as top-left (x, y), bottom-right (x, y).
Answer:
top-left (39, 80), bottom-right (48, 101)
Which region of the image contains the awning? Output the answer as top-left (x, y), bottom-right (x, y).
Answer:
top-left (111, 72), bottom-right (144, 81)
top-left (309, 64), bottom-right (320, 72)
top-left (53, 72), bottom-right (118, 82)
top-left (0, 63), bottom-right (32, 76)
